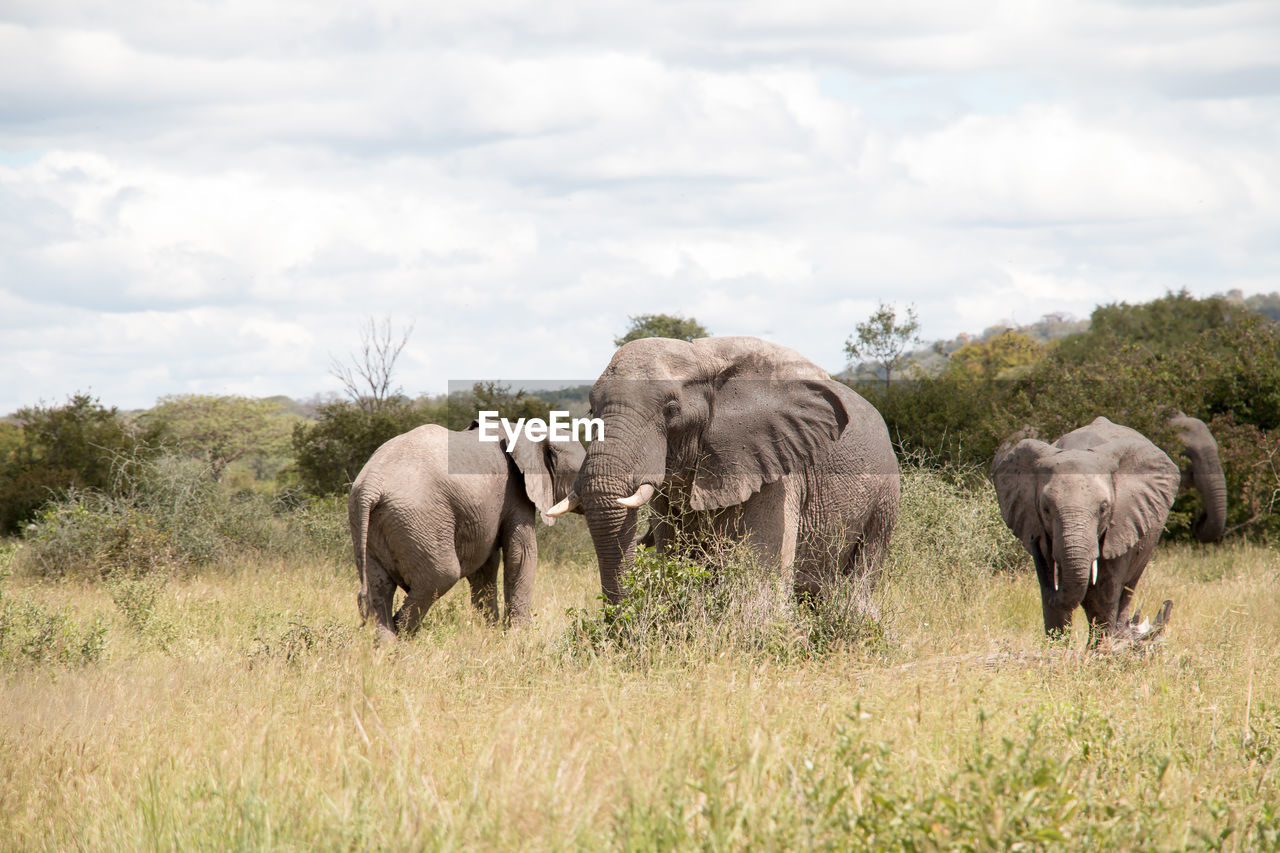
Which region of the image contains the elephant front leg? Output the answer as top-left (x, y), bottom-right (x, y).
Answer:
top-left (501, 521), bottom-right (538, 626)
top-left (468, 550), bottom-right (501, 624)
top-left (1030, 537), bottom-right (1073, 639)
top-left (1081, 558), bottom-right (1127, 647)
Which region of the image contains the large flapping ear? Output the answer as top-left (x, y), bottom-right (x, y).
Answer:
top-left (503, 437), bottom-right (555, 516)
top-left (1100, 438), bottom-right (1180, 559)
top-left (989, 438), bottom-right (1055, 552)
top-left (689, 375), bottom-right (850, 511)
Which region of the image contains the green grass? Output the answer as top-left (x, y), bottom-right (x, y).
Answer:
top-left (1, 503), bottom-right (1278, 849)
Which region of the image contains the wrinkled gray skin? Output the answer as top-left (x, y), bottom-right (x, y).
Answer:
top-left (1168, 412), bottom-right (1227, 543)
top-left (990, 417), bottom-right (1180, 645)
top-left (348, 424), bottom-right (584, 640)
top-left (566, 336), bottom-right (900, 608)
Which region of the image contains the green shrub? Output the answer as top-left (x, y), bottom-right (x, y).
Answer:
top-left (0, 547), bottom-right (107, 669)
top-left (17, 454), bottom-right (353, 579)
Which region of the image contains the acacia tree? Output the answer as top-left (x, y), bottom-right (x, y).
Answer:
top-left (614, 313), bottom-right (710, 347)
top-left (844, 302), bottom-right (923, 391)
top-left (330, 316), bottom-right (415, 411)
top-left (146, 395), bottom-right (297, 481)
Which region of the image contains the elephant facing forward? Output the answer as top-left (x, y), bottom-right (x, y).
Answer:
top-left (349, 423), bottom-right (584, 639)
top-left (990, 417), bottom-right (1180, 647)
top-left (546, 336), bottom-right (900, 611)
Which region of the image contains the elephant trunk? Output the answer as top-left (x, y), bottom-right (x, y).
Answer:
top-left (1190, 455), bottom-right (1227, 543)
top-left (578, 432), bottom-right (665, 605)
top-left (1051, 510), bottom-right (1098, 611)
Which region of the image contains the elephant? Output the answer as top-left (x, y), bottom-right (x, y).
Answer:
top-left (545, 336), bottom-right (900, 610)
top-left (348, 422), bottom-right (584, 639)
top-left (990, 416), bottom-right (1180, 646)
top-left (1168, 412), bottom-right (1227, 543)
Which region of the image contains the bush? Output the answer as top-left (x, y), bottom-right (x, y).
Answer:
top-left (0, 544), bottom-right (106, 669)
top-left (17, 453), bottom-right (351, 579)
top-left (562, 533), bottom-right (885, 665)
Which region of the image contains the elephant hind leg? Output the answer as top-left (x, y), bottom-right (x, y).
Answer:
top-left (361, 555), bottom-right (398, 640)
top-left (394, 588), bottom-right (442, 636)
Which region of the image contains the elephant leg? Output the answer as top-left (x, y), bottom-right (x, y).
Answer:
top-left (361, 554), bottom-right (398, 641)
top-left (468, 550), bottom-right (501, 624)
top-left (1081, 560), bottom-right (1127, 646)
top-left (394, 587), bottom-right (442, 636)
top-left (501, 519), bottom-right (538, 626)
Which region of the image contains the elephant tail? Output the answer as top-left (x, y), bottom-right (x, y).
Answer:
top-left (349, 483), bottom-right (381, 624)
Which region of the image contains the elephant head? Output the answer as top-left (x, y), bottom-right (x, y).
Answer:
top-left (501, 432), bottom-right (585, 524)
top-left (990, 420), bottom-right (1180, 637)
top-left (547, 336), bottom-right (852, 603)
top-left (1168, 412), bottom-right (1227, 543)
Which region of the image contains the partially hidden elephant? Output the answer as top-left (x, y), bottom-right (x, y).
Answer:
top-left (348, 423), bottom-right (584, 639)
top-left (1168, 412), bottom-right (1227, 543)
top-left (545, 336), bottom-right (900, 610)
top-left (990, 416), bottom-right (1180, 646)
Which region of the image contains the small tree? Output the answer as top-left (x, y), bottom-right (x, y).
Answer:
top-left (844, 302), bottom-right (923, 391)
top-left (330, 316), bottom-right (414, 412)
top-left (614, 313), bottom-right (710, 347)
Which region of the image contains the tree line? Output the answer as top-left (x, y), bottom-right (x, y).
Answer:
top-left (1, 298), bottom-right (1275, 541)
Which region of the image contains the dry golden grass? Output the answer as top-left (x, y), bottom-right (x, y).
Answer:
top-left (1, 514), bottom-right (1278, 849)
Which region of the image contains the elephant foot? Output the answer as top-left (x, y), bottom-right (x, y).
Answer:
top-left (374, 625), bottom-right (398, 646)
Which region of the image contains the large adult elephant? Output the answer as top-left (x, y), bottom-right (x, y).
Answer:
top-left (990, 416), bottom-right (1180, 646)
top-left (348, 423), bottom-right (584, 639)
top-left (1168, 412), bottom-right (1227, 543)
top-left (545, 336), bottom-right (900, 608)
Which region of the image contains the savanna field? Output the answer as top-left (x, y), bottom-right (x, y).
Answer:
top-left (2, 462), bottom-right (1277, 851)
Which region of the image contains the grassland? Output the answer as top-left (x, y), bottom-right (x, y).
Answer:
top-left (2, 472), bottom-right (1278, 850)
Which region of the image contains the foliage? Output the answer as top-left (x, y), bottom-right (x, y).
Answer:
top-left (144, 394), bottom-right (298, 481)
top-left (614, 313), bottom-right (710, 347)
top-left (0, 545), bottom-right (106, 669)
top-left (942, 330), bottom-right (1045, 383)
top-left (844, 301), bottom-right (922, 390)
top-left (17, 452), bottom-right (350, 579)
top-left (289, 395), bottom-right (444, 495)
top-left (0, 393), bottom-right (161, 534)
top-left (563, 534), bottom-right (885, 665)
top-left (858, 291), bottom-right (1280, 541)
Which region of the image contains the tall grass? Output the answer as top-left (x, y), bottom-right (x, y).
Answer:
top-left (1, 457), bottom-right (1277, 849)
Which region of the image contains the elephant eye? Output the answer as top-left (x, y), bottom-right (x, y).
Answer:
top-left (664, 400), bottom-right (681, 418)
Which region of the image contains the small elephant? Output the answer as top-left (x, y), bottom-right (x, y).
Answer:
top-left (1168, 412), bottom-right (1227, 543)
top-left (546, 336), bottom-right (900, 610)
top-left (990, 416), bottom-right (1180, 646)
top-left (348, 423), bottom-right (584, 639)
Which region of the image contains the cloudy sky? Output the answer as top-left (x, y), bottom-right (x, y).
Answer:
top-left (2, 1), bottom-right (1277, 413)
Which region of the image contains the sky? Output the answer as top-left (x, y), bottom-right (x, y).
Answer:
top-left (2, 0), bottom-right (1278, 414)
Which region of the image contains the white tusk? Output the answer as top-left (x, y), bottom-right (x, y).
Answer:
top-left (544, 491), bottom-right (579, 518)
top-left (1053, 562), bottom-right (1059, 592)
top-left (1091, 559), bottom-right (1098, 587)
top-left (617, 483), bottom-right (655, 509)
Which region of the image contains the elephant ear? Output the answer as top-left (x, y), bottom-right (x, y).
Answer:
top-left (989, 439), bottom-right (1054, 552)
top-left (688, 376), bottom-right (851, 511)
top-left (503, 438), bottom-right (555, 518)
top-left (1101, 438), bottom-right (1180, 559)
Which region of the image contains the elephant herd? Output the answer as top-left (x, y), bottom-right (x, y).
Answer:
top-left (348, 335), bottom-right (1226, 649)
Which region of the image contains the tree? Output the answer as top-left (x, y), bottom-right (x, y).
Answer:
top-left (844, 302), bottom-right (923, 391)
top-left (942, 331), bottom-right (1045, 384)
top-left (290, 396), bottom-right (443, 496)
top-left (330, 316), bottom-right (415, 412)
top-left (145, 395), bottom-right (298, 481)
top-left (614, 313), bottom-right (710, 347)
top-left (0, 394), bottom-right (157, 533)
